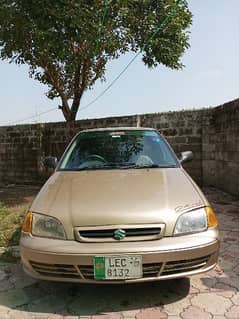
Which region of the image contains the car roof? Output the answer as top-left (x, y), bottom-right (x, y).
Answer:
top-left (79, 127), bottom-right (157, 134)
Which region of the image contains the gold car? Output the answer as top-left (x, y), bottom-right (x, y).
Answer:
top-left (20, 127), bottom-right (219, 283)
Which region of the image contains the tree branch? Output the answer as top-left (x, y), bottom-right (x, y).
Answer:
top-left (40, 59), bottom-right (71, 120)
top-left (88, 57), bottom-right (106, 86)
top-left (70, 58), bottom-right (91, 119)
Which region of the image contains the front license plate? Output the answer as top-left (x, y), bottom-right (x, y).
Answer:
top-left (94, 255), bottom-right (142, 280)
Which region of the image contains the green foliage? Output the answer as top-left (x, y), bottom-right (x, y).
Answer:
top-left (0, 0), bottom-right (192, 122)
top-left (0, 204), bottom-right (26, 248)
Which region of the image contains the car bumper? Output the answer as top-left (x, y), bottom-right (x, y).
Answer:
top-left (20, 229), bottom-right (219, 283)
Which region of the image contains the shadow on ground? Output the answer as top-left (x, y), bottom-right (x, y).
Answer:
top-left (0, 275), bottom-right (190, 316)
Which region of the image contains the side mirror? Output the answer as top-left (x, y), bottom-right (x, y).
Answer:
top-left (44, 156), bottom-right (58, 169)
top-left (179, 151), bottom-right (193, 164)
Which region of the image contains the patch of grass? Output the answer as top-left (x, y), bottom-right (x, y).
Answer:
top-left (0, 204), bottom-right (27, 248)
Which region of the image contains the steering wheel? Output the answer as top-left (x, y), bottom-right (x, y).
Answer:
top-left (84, 154), bottom-right (107, 163)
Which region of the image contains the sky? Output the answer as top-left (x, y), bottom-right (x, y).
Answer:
top-left (0, 0), bottom-right (239, 126)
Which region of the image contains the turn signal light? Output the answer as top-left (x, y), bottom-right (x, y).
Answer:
top-left (22, 211), bottom-right (33, 233)
top-left (206, 207), bottom-right (218, 228)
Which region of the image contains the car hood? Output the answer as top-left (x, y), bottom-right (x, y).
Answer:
top-left (31, 168), bottom-right (207, 237)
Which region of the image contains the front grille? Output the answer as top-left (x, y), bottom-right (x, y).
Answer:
top-left (80, 228), bottom-right (161, 238)
top-left (79, 265), bottom-right (94, 279)
top-left (142, 263), bottom-right (162, 277)
top-left (30, 261), bottom-right (81, 279)
top-left (161, 255), bottom-right (210, 276)
top-left (30, 255), bottom-right (211, 280)
top-left (79, 255), bottom-right (210, 280)
top-left (79, 263), bottom-right (163, 280)
top-left (75, 224), bottom-right (165, 242)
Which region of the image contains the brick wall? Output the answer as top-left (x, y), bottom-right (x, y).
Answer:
top-left (202, 99), bottom-right (239, 196)
top-left (0, 99), bottom-right (238, 196)
top-left (140, 110), bottom-right (207, 185)
top-left (0, 124), bottom-right (44, 184)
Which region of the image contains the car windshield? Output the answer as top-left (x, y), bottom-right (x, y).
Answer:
top-left (59, 130), bottom-right (178, 171)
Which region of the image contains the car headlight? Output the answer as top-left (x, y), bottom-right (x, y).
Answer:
top-left (174, 207), bottom-right (218, 236)
top-left (22, 211), bottom-right (67, 240)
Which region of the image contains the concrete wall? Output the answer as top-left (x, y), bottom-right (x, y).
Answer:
top-left (0, 124), bottom-right (44, 184)
top-left (202, 99), bottom-right (239, 195)
top-left (0, 99), bottom-right (238, 196)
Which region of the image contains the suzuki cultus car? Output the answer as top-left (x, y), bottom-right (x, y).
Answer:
top-left (20, 128), bottom-right (219, 283)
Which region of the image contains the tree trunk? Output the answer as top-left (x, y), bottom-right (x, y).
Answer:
top-left (59, 97), bottom-right (78, 141)
top-left (57, 60), bottom-right (89, 139)
top-left (65, 116), bottom-right (77, 141)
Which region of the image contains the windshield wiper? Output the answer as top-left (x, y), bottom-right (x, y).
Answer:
top-left (62, 163), bottom-right (176, 171)
top-left (120, 164), bottom-right (176, 169)
top-left (73, 164), bottom-right (121, 171)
